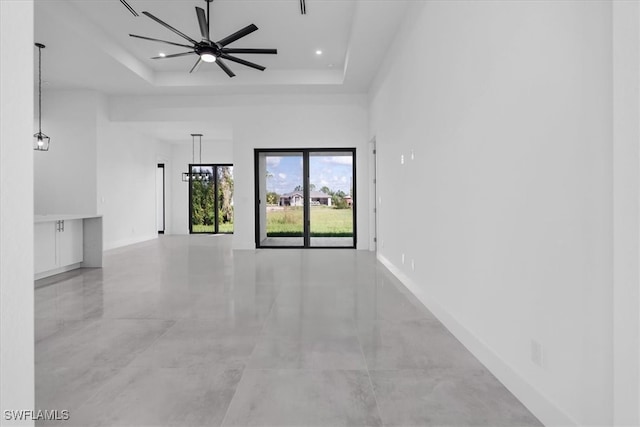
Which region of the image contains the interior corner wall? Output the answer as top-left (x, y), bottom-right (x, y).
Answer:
top-left (168, 140), bottom-right (233, 235)
top-left (96, 101), bottom-right (164, 250)
top-left (612, 1), bottom-right (640, 424)
top-left (34, 90), bottom-right (98, 215)
top-left (369, 1), bottom-right (613, 426)
top-left (0, 1), bottom-right (35, 424)
top-left (32, 89), bottom-right (170, 251)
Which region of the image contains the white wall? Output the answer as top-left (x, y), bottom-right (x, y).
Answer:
top-left (97, 99), bottom-right (164, 250)
top-left (34, 90), bottom-right (98, 215)
top-left (156, 141), bottom-right (171, 234)
top-left (168, 139), bottom-right (233, 235)
top-left (0, 1), bottom-right (35, 425)
top-left (232, 98), bottom-right (369, 250)
top-left (612, 1), bottom-right (640, 424)
top-left (108, 94), bottom-right (370, 249)
top-left (34, 89), bottom-right (169, 250)
top-left (369, 2), bottom-right (615, 426)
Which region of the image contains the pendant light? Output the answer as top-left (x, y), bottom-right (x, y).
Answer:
top-left (34, 43), bottom-right (50, 151)
top-left (182, 134), bottom-right (211, 182)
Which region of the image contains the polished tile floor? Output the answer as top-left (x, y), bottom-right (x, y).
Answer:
top-left (35, 235), bottom-right (542, 427)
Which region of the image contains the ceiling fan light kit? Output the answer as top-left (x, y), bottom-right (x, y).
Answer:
top-left (34, 42), bottom-right (50, 152)
top-left (129, 0), bottom-right (277, 78)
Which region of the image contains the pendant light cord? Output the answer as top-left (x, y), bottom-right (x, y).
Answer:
top-left (37, 45), bottom-right (42, 134)
top-left (207, 0), bottom-right (210, 37)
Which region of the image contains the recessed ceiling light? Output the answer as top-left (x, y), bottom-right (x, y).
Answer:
top-left (158, 52), bottom-right (166, 58)
top-left (315, 50), bottom-right (323, 55)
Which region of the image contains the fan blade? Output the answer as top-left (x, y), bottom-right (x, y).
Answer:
top-left (219, 53), bottom-right (265, 71)
top-left (215, 58), bottom-right (236, 78)
top-left (190, 57), bottom-right (203, 73)
top-left (221, 48), bottom-right (277, 55)
top-left (195, 7), bottom-right (210, 40)
top-left (151, 51), bottom-right (196, 59)
top-left (120, 0), bottom-right (139, 17)
top-left (130, 34), bottom-right (193, 49)
top-left (217, 24), bottom-right (258, 47)
top-left (142, 11), bottom-right (198, 45)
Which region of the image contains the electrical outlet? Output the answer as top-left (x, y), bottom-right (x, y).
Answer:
top-left (531, 340), bottom-right (544, 367)
top-left (401, 253), bottom-right (405, 264)
top-left (400, 154), bottom-right (404, 165)
top-left (411, 259), bottom-right (415, 271)
top-left (410, 150), bottom-right (415, 160)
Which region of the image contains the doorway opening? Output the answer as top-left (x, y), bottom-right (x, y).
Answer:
top-left (188, 164), bottom-right (234, 234)
top-left (156, 163), bottom-right (165, 234)
top-left (254, 149), bottom-right (356, 248)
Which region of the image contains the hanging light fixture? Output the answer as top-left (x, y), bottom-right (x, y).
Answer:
top-left (34, 43), bottom-right (50, 151)
top-left (182, 134), bottom-right (212, 182)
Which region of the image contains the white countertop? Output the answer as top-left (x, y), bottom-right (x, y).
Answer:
top-left (34, 214), bottom-right (102, 223)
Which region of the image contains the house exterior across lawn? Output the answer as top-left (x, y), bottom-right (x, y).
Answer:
top-left (279, 191), bottom-right (332, 207)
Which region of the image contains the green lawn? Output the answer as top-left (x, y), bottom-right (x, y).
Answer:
top-left (266, 206), bottom-right (353, 237)
top-left (192, 223), bottom-right (233, 233)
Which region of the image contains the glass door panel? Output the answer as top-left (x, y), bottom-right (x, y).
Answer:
top-left (257, 152), bottom-right (304, 247)
top-left (217, 166), bottom-right (234, 233)
top-left (308, 151), bottom-right (354, 247)
top-left (190, 165), bottom-right (215, 233)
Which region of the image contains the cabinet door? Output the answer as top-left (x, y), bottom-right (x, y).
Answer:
top-left (34, 222), bottom-right (57, 274)
top-left (58, 219), bottom-right (83, 266)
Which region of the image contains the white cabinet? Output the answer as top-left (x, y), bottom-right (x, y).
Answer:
top-left (34, 219), bottom-right (83, 275)
top-left (58, 219), bottom-right (83, 266)
top-left (34, 222), bottom-right (57, 274)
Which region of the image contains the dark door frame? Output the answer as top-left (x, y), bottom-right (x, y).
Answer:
top-left (188, 163), bottom-right (234, 234)
top-left (254, 148), bottom-right (357, 249)
top-left (157, 163), bottom-right (165, 234)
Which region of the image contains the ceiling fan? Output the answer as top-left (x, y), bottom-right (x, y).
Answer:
top-left (129, 0), bottom-right (277, 77)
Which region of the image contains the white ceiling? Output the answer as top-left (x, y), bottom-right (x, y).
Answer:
top-left (34, 0), bottom-right (410, 95)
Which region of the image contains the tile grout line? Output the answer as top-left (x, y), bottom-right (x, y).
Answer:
top-left (355, 325), bottom-right (386, 427)
top-left (219, 273), bottom-right (284, 427)
top-left (36, 318), bottom-right (179, 420)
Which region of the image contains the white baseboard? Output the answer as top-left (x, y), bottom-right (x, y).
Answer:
top-left (377, 253), bottom-right (577, 427)
top-left (103, 234), bottom-right (157, 251)
top-left (34, 263), bottom-right (82, 280)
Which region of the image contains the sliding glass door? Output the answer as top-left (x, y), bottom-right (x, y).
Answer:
top-left (255, 152), bottom-right (305, 247)
top-left (255, 149), bottom-right (356, 248)
top-left (189, 164), bottom-right (234, 234)
top-left (308, 151), bottom-right (354, 247)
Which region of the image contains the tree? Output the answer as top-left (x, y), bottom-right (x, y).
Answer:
top-left (293, 184), bottom-right (315, 192)
top-left (320, 186), bottom-right (332, 195)
top-left (217, 167), bottom-right (234, 224)
top-left (332, 189), bottom-right (348, 209)
top-left (192, 176), bottom-right (215, 226)
top-left (266, 192), bottom-right (279, 205)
